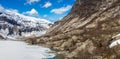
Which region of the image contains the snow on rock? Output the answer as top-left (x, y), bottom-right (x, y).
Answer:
top-left (0, 8), bottom-right (52, 28)
top-left (112, 34), bottom-right (120, 38)
top-left (109, 39), bottom-right (120, 48)
top-left (21, 31), bottom-right (46, 37)
top-left (0, 6), bottom-right (52, 39)
top-left (0, 29), bottom-right (9, 38)
top-left (109, 34), bottom-right (120, 48)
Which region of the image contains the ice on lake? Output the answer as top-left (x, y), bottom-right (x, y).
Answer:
top-left (0, 40), bottom-right (55, 59)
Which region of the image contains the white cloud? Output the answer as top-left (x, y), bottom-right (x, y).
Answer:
top-left (25, 0), bottom-right (40, 5)
top-left (57, 0), bottom-right (63, 3)
top-left (43, 2), bottom-right (52, 8)
top-left (23, 8), bottom-right (39, 16)
top-left (0, 5), bottom-right (19, 13)
top-left (51, 5), bottom-right (72, 14)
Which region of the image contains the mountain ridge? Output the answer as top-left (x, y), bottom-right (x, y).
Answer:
top-left (0, 7), bottom-right (52, 39)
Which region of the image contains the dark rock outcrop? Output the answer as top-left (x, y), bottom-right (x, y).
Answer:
top-left (0, 16), bottom-right (21, 26)
top-left (27, 0), bottom-right (120, 59)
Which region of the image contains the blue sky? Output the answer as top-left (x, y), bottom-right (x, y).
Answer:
top-left (0, 0), bottom-right (75, 22)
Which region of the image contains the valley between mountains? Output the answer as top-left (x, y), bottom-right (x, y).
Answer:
top-left (0, 0), bottom-right (120, 59)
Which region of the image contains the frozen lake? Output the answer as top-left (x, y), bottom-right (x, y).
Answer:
top-left (0, 40), bottom-right (55, 59)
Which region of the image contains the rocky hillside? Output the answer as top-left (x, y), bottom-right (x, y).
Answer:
top-left (27, 0), bottom-right (120, 59)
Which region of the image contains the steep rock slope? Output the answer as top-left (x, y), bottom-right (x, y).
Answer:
top-left (28, 0), bottom-right (120, 59)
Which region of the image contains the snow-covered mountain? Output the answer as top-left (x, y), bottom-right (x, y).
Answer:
top-left (0, 7), bottom-right (52, 39)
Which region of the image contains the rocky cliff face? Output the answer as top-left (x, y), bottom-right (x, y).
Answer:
top-left (27, 0), bottom-right (120, 59)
